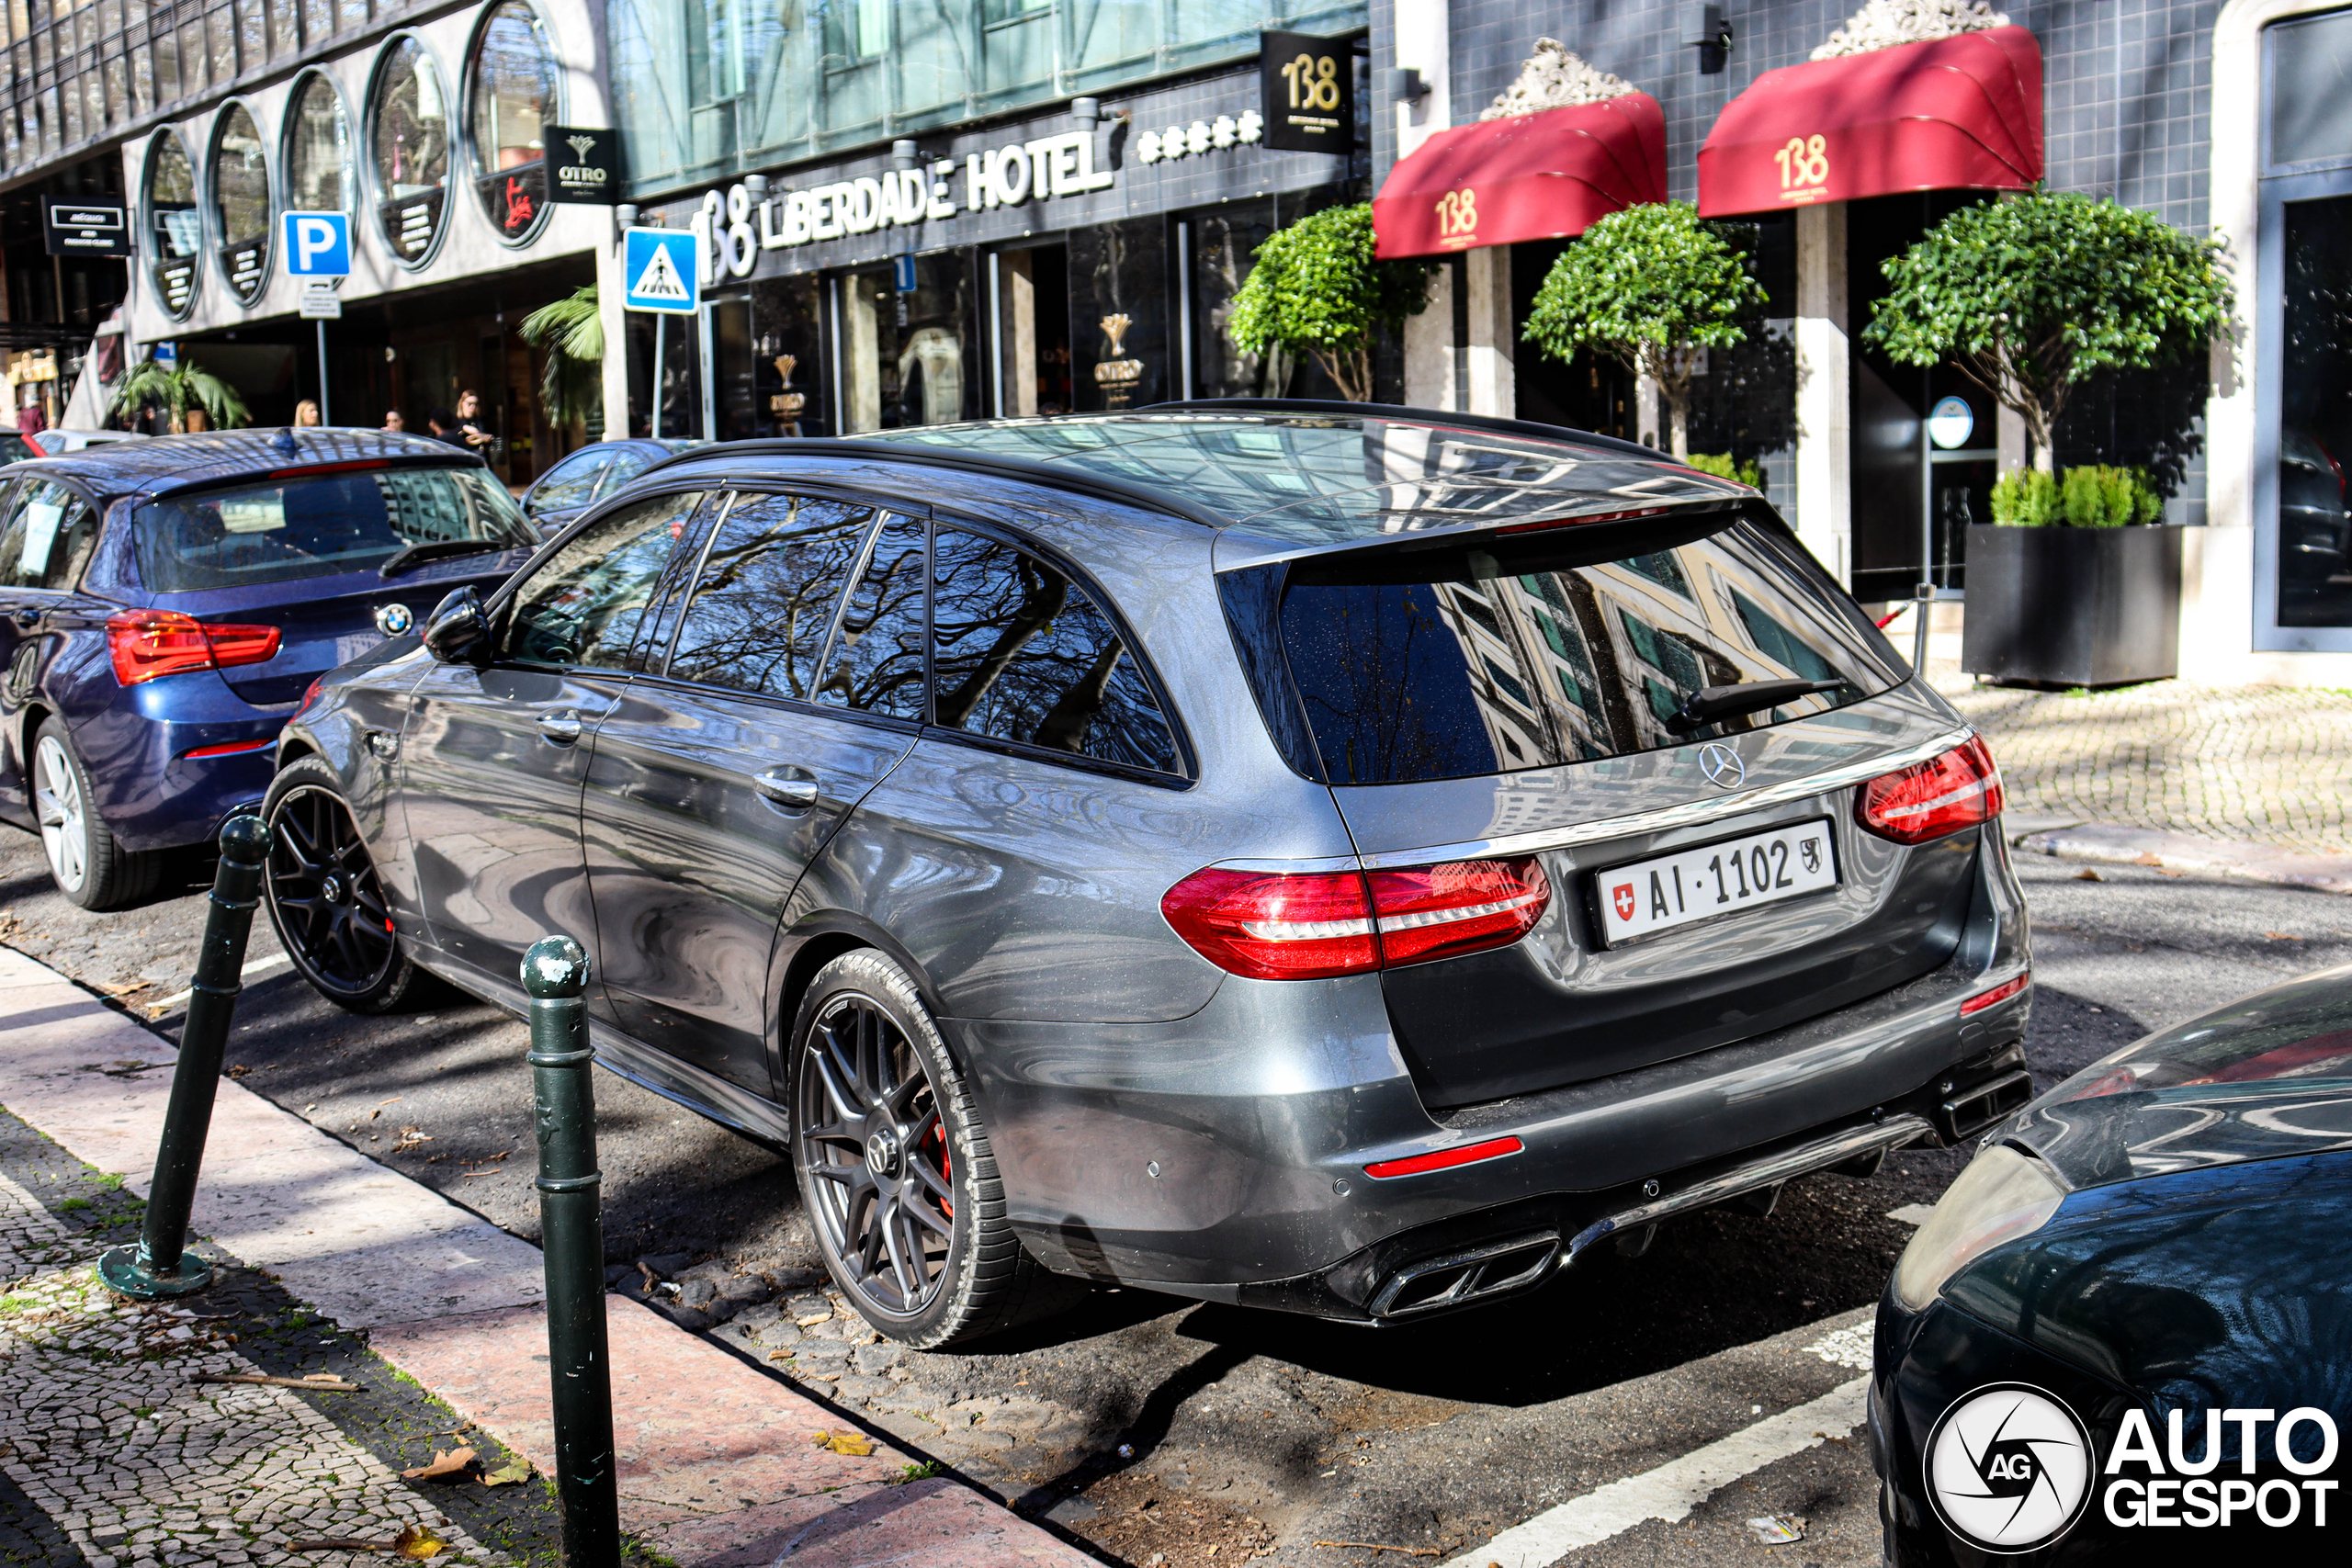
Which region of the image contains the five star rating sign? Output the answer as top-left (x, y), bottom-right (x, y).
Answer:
top-left (623, 228), bottom-right (701, 313)
top-left (282, 210), bottom-right (349, 319)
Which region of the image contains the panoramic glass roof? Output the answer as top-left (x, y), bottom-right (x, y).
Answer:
top-left (858, 412), bottom-right (1741, 549)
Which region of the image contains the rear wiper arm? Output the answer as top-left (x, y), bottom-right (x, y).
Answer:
top-left (1666, 678), bottom-right (1850, 734)
top-left (379, 538), bottom-right (513, 578)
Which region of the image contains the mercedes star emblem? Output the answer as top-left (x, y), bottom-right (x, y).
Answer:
top-left (374, 602), bottom-right (414, 637)
top-left (1698, 743), bottom-right (1747, 789)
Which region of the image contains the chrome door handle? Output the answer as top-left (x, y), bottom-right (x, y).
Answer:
top-left (752, 767), bottom-right (820, 811)
top-left (537, 709), bottom-right (583, 745)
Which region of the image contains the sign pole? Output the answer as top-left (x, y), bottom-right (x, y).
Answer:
top-left (650, 317), bottom-right (664, 441)
top-left (316, 319), bottom-right (331, 426)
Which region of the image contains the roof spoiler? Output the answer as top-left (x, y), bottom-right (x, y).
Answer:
top-left (1137, 397), bottom-right (1669, 464)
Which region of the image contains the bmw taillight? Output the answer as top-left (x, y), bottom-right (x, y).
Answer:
top-left (107, 610), bottom-right (282, 686)
top-left (1856, 735), bottom-right (2004, 845)
top-left (1160, 855), bottom-right (1552, 979)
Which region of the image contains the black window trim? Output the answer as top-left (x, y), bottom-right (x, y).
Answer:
top-left (923, 508), bottom-right (1198, 789)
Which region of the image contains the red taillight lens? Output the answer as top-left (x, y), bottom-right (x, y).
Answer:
top-left (1368, 858), bottom-right (1554, 967)
top-left (1364, 1135), bottom-right (1525, 1180)
top-left (107, 611), bottom-right (282, 686)
top-left (1856, 735), bottom-right (2004, 845)
top-left (1161, 855), bottom-right (1552, 980)
top-left (1961, 972), bottom-right (2030, 1015)
top-left (1158, 867), bottom-right (1378, 980)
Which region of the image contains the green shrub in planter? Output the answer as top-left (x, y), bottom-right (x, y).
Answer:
top-left (1990, 465), bottom-right (2162, 527)
top-left (1683, 452), bottom-right (1765, 491)
top-left (1989, 469), bottom-right (2058, 526)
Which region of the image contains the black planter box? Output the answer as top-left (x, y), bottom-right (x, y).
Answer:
top-left (1960, 524), bottom-right (2183, 688)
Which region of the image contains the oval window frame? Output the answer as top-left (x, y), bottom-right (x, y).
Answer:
top-left (279, 67), bottom-right (358, 226)
top-left (460, 0), bottom-right (562, 250)
top-left (363, 30), bottom-right (458, 272)
top-left (207, 97), bottom-right (275, 306)
top-left (142, 127), bottom-right (205, 323)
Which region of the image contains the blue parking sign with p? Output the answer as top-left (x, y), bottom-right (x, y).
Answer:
top-left (623, 228), bottom-right (701, 313)
top-left (282, 210), bottom-right (351, 276)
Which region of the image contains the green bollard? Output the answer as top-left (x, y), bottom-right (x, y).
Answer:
top-left (99, 814), bottom-right (270, 1300)
top-left (523, 936), bottom-right (621, 1568)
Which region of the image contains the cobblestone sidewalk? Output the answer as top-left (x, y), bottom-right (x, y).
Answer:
top-left (1937, 672), bottom-right (2352, 856)
top-left (0, 1164), bottom-right (504, 1568)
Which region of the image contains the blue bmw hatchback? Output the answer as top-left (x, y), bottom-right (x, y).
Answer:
top-left (0, 429), bottom-right (537, 908)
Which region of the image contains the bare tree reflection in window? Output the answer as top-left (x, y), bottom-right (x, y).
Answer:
top-left (818, 513), bottom-right (927, 721)
top-left (667, 495), bottom-right (876, 698)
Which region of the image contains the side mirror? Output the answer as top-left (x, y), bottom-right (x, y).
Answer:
top-left (422, 585), bottom-right (490, 664)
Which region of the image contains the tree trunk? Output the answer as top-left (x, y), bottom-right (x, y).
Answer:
top-left (1667, 391), bottom-right (1690, 461)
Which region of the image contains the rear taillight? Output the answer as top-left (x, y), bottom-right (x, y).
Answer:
top-left (1961, 972), bottom-right (2030, 1015)
top-left (1161, 855), bottom-right (1552, 979)
top-left (1856, 735), bottom-right (2004, 845)
top-left (107, 611), bottom-right (282, 686)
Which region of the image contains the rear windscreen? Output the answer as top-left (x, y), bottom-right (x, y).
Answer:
top-left (135, 467), bottom-right (533, 592)
top-left (1277, 518), bottom-right (1902, 784)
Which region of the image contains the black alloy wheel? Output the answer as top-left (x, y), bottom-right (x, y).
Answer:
top-left (263, 757), bottom-right (423, 1013)
top-left (797, 989), bottom-right (956, 1317)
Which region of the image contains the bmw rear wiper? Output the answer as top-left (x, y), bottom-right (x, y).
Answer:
top-left (1666, 678), bottom-right (1850, 734)
top-left (378, 538), bottom-right (514, 579)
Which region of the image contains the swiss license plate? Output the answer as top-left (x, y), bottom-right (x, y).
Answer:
top-left (1595, 819), bottom-right (1838, 945)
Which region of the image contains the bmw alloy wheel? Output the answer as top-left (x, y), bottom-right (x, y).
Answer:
top-left (33, 733), bottom-right (87, 894)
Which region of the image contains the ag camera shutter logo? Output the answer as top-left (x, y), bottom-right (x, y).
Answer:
top-left (1925, 1383), bottom-right (2095, 1552)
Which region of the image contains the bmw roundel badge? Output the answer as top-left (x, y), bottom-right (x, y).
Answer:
top-left (374, 602), bottom-right (415, 637)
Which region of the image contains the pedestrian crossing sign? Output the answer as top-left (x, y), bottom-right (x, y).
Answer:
top-left (623, 228), bottom-right (700, 313)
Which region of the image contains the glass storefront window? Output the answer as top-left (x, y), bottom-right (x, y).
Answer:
top-left (210, 102), bottom-right (270, 303)
top-left (610, 0), bottom-right (1363, 197)
top-left (285, 70), bottom-right (353, 215)
top-left (468, 0), bottom-right (555, 243)
top-left (146, 129), bottom-right (202, 320)
top-left (839, 256), bottom-right (974, 433)
top-left (369, 35), bottom-right (451, 265)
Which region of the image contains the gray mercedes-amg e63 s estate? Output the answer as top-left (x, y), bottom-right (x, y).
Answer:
top-left (265, 404), bottom-right (2033, 1348)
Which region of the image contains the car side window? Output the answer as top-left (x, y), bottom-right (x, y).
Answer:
top-left (664, 492), bottom-right (875, 699)
top-left (593, 448), bottom-right (654, 501)
top-left (526, 449), bottom-right (611, 514)
top-left (0, 480), bottom-right (97, 592)
top-left (930, 525), bottom-right (1179, 773)
top-left (815, 513), bottom-right (926, 721)
top-left (501, 490), bottom-right (705, 670)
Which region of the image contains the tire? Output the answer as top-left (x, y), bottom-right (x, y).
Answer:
top-left (789, 950), bottom-right (1079, 1348)
top-left (262, 757), bottom-right (427, 1014)
top-left (32, 718), bottom-right (160, 910)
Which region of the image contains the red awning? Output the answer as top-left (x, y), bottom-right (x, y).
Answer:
top-left (1374, 95), bottom-right (1667, 259)
top-left (1696, 26), bottom-right (2042, 217)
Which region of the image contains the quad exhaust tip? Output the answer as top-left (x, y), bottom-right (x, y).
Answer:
top-left (1366, 1232), bottom-right (1561, 1319)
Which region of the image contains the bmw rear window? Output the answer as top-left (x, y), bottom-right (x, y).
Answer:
top-left (135, 466), bottom-right (533, 592)
top-left (1271, 517), bottom-right (1903, 784)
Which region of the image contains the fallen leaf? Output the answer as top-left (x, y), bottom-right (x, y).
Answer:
top-left (767, 1349), bottom-right (796, 1362)
top-left (480, 1459), bottom-right (533, 1487)
top-left (2072, 867), bottom-right (2104, 881)
top-left (2132, 852), bottom-right (2165, 866)
top-left (401, 1446), bottom-right (476, 1482)
top-left (2267, 932), bottom-right (2303, 942)
top-left (811, 1429), bottom-right (875, 1456)
top-left (796, 1312), bottom-right (832, 1327)
top-left (392, 1523), bottom-right (450, 1560)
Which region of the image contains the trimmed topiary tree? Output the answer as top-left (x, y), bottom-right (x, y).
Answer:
top-left (1227, 204), bottom-right (1435, 402)
top-left (1864, 190), bottom-right (2233, 472)
top-left (1522, 201), bottom-right (1766, 461)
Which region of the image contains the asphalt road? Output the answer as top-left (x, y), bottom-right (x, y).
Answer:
top-left (4, 824), bottom-right (2348, 1568)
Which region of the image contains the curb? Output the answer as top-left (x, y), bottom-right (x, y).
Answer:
top-left (2013, 821), bottom-right (2352, 896)
top-left (0, 943), bottom-right (1093, 1568)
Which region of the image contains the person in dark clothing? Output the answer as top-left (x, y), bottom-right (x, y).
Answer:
top-left (427, 408), bottom-right (467, 448)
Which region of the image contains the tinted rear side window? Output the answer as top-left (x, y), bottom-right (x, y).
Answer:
top-left (135, 467), bottom-right (532, 592)
top-left (666, 493), bottom-right (874, 699)
top-left (1280, 520), bottom-right (1897, 784)
top-left (932, 526), bottom-right (1178, 773)
top-left (817, 513), bottom-right (927, 721)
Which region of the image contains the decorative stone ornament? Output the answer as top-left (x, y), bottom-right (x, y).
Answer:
top-left (1479, 39), bottom-right (1635, 121)
top-left (1812, 0), bottom-right (2010, 61)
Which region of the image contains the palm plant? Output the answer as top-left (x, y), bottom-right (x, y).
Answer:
top-left (519, 286), bottom-right (604, 432)
top-left (109, 357), bottom-right (249, 433)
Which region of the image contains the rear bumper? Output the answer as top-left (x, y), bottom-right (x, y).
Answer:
top-left (73, 672), bottom-right (288, 852)
top-left (969, 832), bottom-right (2030, 1317)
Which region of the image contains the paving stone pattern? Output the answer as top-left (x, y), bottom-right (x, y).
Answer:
top-left (0, 1166), bottom-right (507, 1568)
top-left (1948, 680), bottom-right (2352, 855)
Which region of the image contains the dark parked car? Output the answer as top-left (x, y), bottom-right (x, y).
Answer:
top-left (0, 429), bottom-right (537, 908)
top-left (1870, 965), bottom-right (2352, 1561)
top-left (267, 403), bottom-right (2032, 1348)
top-left (519, 438), bottom-right (702, 536)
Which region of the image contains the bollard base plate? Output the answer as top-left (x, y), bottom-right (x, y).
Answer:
top-left (97, 1245), bottom-right (215, 1299)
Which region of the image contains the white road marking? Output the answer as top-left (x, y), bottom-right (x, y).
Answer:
top-left (148, 952), bottom-right (295, 1015)
top-left (1440, 1377), bottom-right (1870, 1567)
top-left (1886, 1202), bottom-right (1939, 1226)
